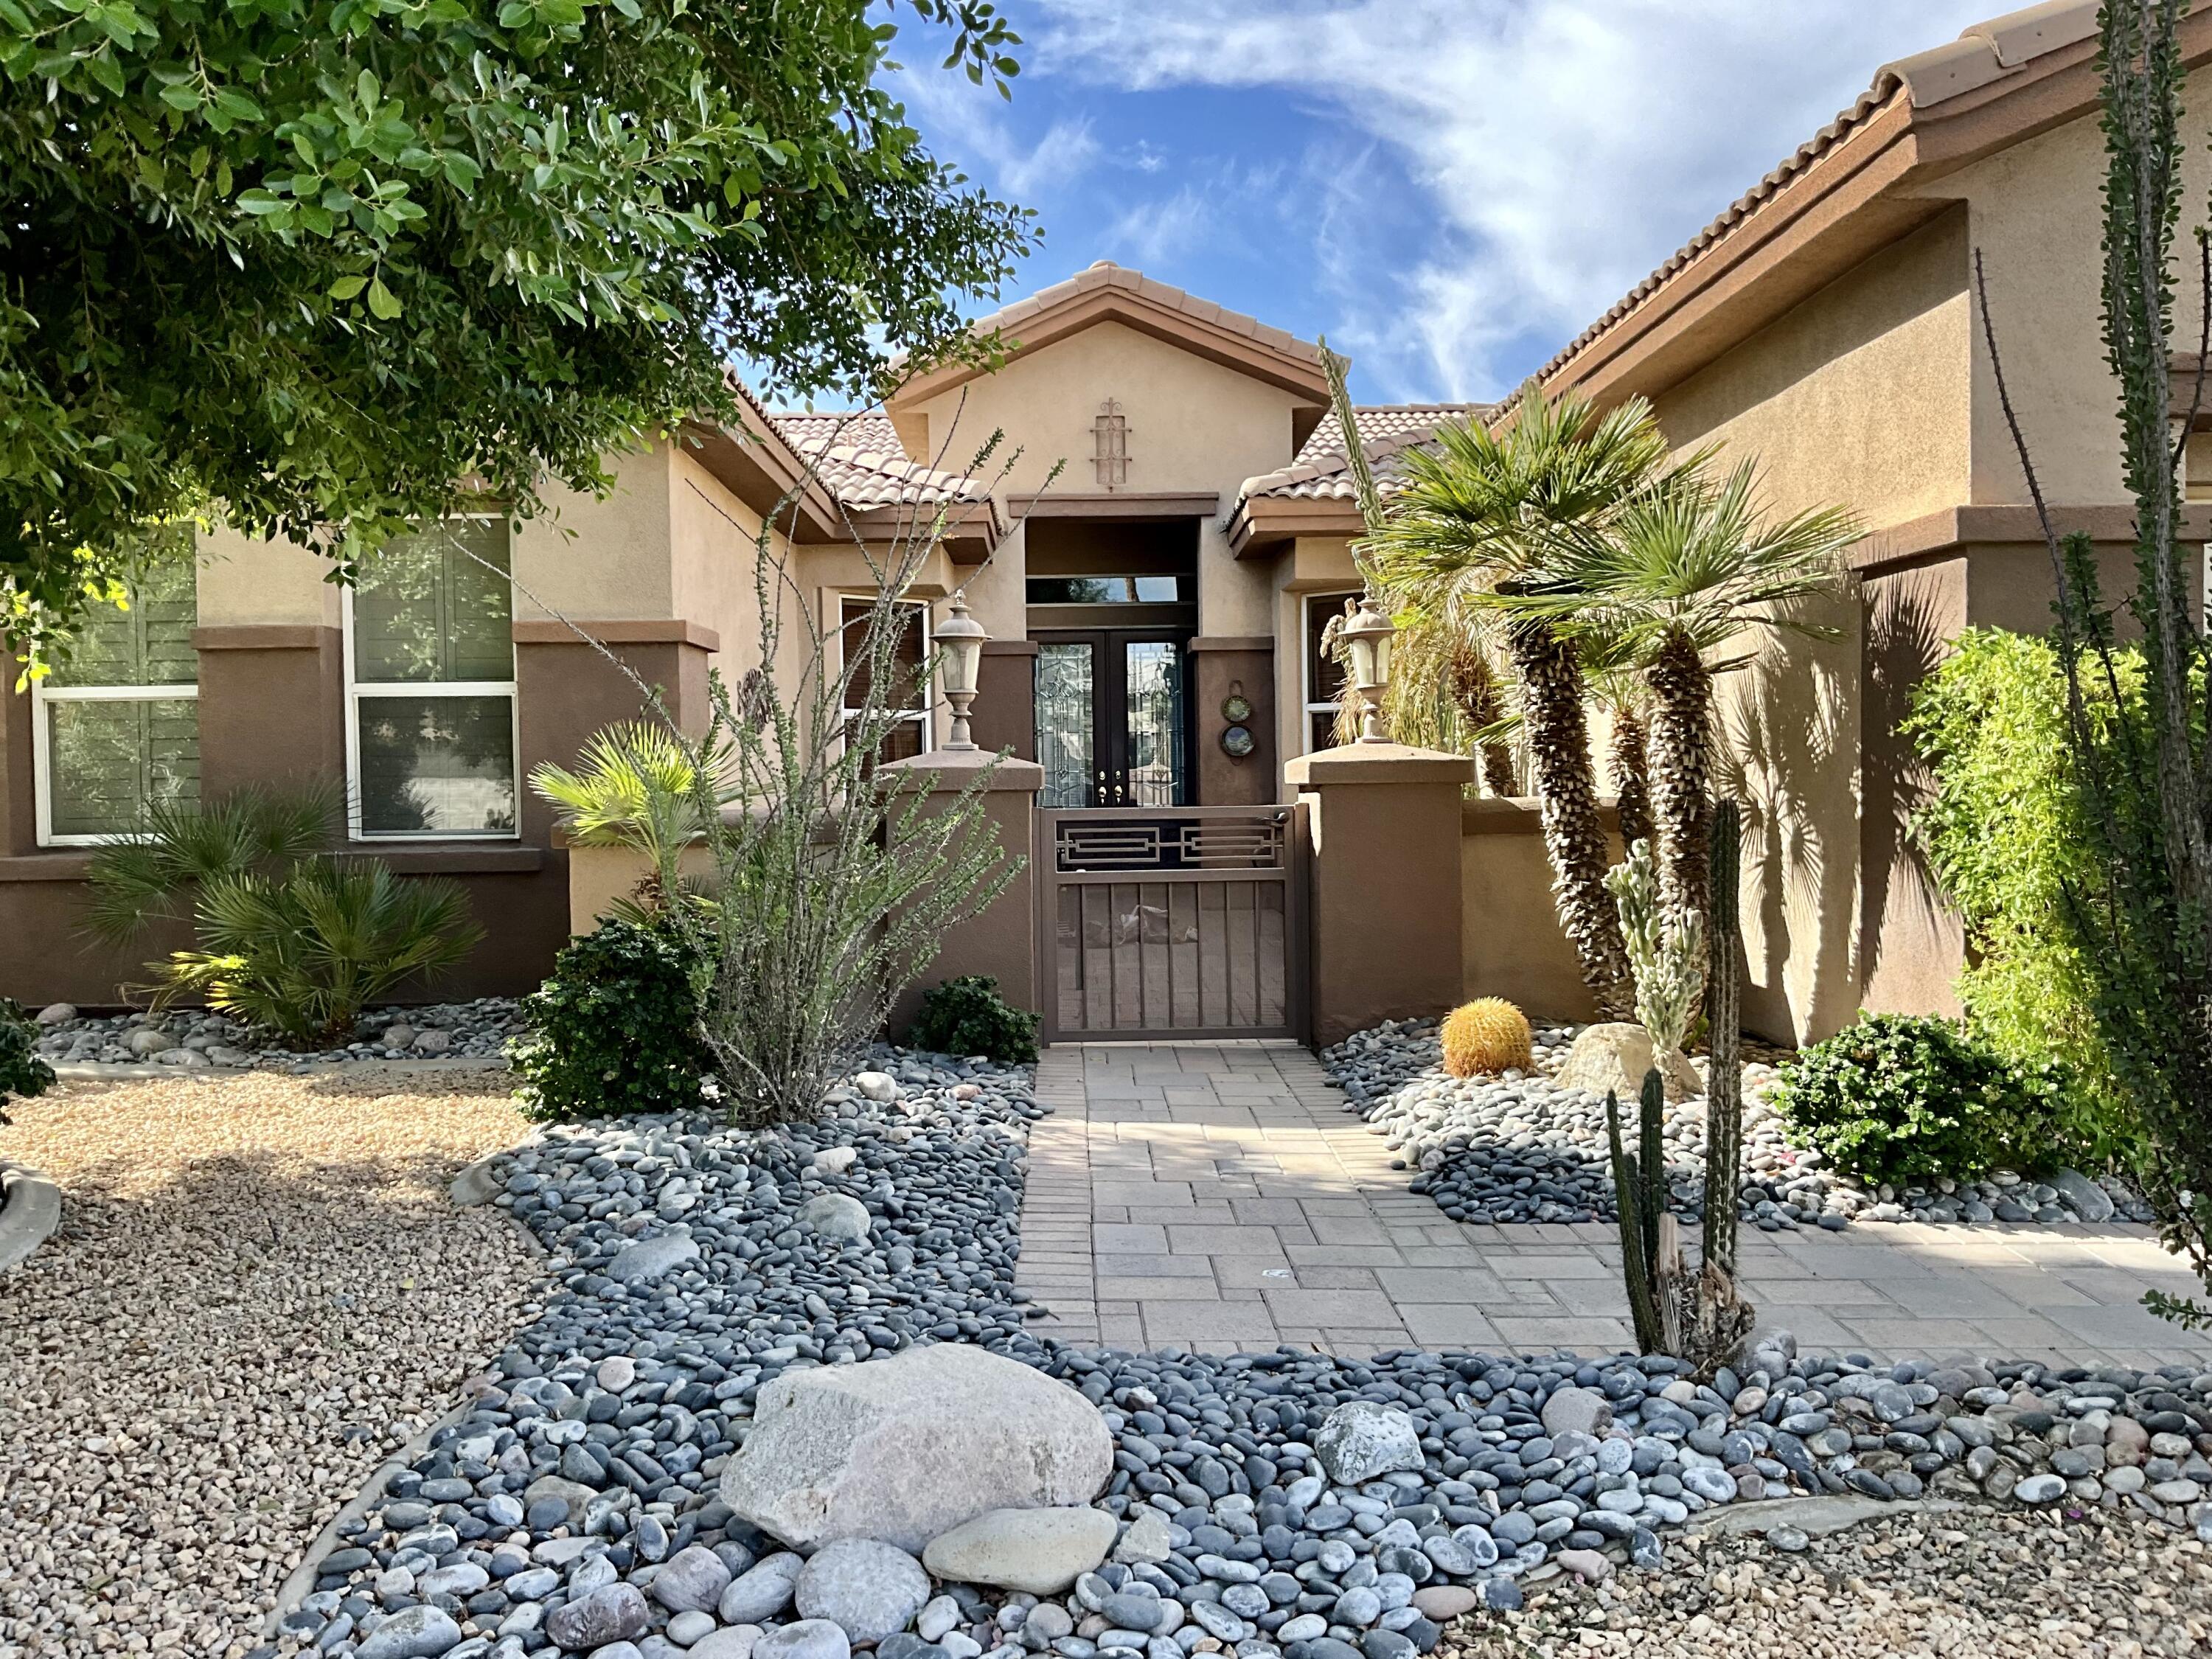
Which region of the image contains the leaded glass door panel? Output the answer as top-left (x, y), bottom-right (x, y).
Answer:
top-left (1032, 630), bottom-right (1190, 807)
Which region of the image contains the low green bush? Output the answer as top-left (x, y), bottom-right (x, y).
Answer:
top-left (908, 975), bottom-right (1037, 1065)
top-left (156, 859), bottom-right (480, 1043)
top-left (513, 916), bottom-right (716, 1121)
top-left (1770, 1012), bottom-right (2061, 1187)
top-left (1902, 627), bottom-right (2141, 1162)
top-left (0, 998), bottom-right (55, 1125)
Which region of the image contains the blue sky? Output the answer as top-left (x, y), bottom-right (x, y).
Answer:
top-left (892, 1), bottom-right (1998, 406)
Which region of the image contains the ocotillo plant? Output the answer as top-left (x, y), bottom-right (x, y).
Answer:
top-left (1703, 799), bottom-right (1745, 1272)
top-left (1605, 1066), bottom-right (1669, 1354)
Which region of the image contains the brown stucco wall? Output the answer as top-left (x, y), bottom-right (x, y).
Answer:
top-left (973, 641), bottom-right (1038, 761)
top-left (1189, 639), bottom-right (1273, 807)
top-left (1459, 799), bottom-right (1624, 1027)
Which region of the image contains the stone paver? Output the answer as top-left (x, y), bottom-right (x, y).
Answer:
top-left (1015, 1041), bottom-right (2212, 1367)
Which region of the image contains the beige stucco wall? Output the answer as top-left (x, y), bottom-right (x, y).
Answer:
top-left (910, 320), bottom-right (1303, 641)
top-left (195, 524), bottom-right (342, 627)
top-left (512, 445), bottom-right (675, 623)
top-left (1946, 64), bottom-right (2212, 507)
top-left (1646, 209), bottom-right (1974, 1043)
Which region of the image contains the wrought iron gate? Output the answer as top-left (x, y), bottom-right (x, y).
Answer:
top-left (1036, 804), bottom-right (1307, 1043)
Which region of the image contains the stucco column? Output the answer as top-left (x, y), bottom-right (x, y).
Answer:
top-left (874, 748), bottom-right (1046, 1040)
top-left (1284, 743), bottom-right (1474, 1047)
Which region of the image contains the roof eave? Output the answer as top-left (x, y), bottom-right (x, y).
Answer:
top-left (1228, 495), bottom-right (1367, 559)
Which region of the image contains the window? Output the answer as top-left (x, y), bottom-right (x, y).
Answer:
top-left (1024, 575), bottom-right (1192, 605)
top-left (1303, 591), bottom-right (1360, 754)
top-left (345, 518), bottom-right (518, 838)
top-left (838, 595), bottom-right (930, 768)
top-left (32, 557), bottom-right (199, 844)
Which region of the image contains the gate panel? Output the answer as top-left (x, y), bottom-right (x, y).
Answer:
top-left (1037, 805), bottom-right (1307, 1043)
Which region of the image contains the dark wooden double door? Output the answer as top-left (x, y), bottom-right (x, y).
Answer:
top-left (1034, 630), bottom-right (1191, 809)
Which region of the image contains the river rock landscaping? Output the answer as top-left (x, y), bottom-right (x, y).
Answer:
top-left (256, 1043), bottom-right (2212, 1659)
top-left (29, 998), bottom-right (530, 1070)
top-left (1323, 1018), bottom-right (2152, 1231)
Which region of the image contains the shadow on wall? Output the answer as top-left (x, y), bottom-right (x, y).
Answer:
top-left (1711, 597), bottom-right (1861, 1046)
top-left (1858, 564), bottom-right (1963, 1018)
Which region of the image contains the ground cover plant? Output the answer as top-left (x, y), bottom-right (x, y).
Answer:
top-left (909, 974), bottom-right (1039, 1065)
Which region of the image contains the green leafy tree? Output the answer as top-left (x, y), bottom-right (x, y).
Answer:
top-left (0, 0), bottom-right (1037, 661)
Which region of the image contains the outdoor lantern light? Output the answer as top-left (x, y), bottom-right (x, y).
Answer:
top-left (937, 591), bottom-right (988, 750)
top-left (1340, 593), bottom-right (1396, 743)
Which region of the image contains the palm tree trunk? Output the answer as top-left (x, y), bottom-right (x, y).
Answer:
top-left (1505, 613), bottom-right (1634, 1018)
top-left (1610, 706), bottom-right (1655, 855)
top-left (1645, 627), bottom-right (1713, 926)
top-left (1448, 639), bottom-right (1519, 796)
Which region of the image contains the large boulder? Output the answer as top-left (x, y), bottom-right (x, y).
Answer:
top-left (922, 1506), bottom-right (1116, 1594)
top-left (1312, 1402), bottom-right (1423, 1484)
top-left (718, 1343), bottom-right (1113, 1551)
top-left (1552, 1022), bottom-right (1700, 1103)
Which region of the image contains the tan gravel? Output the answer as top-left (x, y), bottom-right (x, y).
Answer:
top-left (1442, 1503), bottom-right (2212, 1658)
top-left (0, 1067), bottom-right (541, 1658)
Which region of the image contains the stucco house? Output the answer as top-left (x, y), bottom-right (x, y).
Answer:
top-left (0, 0), bottom-right (2199, 1044)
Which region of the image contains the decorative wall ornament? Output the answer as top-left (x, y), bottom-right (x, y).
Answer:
top-left (1091, 399), bottom-right (1130, 490)
top-left (1219, 724), bottom-right (1256, 759)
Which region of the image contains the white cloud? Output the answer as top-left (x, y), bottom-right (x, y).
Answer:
top-left (1024, 0), bottom-right (1997, 400)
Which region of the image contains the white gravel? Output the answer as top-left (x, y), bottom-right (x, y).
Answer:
top-left (0, 1068), bottom-right (542, 1658)
top-left (1439, 1501), bottom-right (2212, 1658)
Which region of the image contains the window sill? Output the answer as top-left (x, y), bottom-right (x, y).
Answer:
top-left (1, 844), bottom-right (548, 881)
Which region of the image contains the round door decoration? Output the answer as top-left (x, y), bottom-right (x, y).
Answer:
top-left (1219, 724), bottom-right (1256, 759)
top-left (1220, 690), bottom-right (1254, 724)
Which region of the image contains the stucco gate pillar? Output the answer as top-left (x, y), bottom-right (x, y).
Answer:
top-left (874, 748), bottom-right (1046, 1040)
top-left (1284, 744), bottom-right (1474, 1048)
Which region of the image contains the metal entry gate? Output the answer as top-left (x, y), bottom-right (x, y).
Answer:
top-left (1037, 804), bottom-right (1307, 1043)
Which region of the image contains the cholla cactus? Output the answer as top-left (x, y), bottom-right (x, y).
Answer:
top-left (1604, 837), bottom-right (1704, 1056)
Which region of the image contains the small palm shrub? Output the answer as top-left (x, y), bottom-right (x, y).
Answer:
top-left (1769, 1012), bottom-right (2061, 1188)
top-left (0, 998), bottom-right (55, 1126)
top-left (155, 860), bottom-right (481, 1044)
top-left (908, 975), bottom-right (1038, 1065)
top-left (512, 917), bottom-right (717, 1121)
top-left (1441, 998), bottom-right (1531, 1076)
top-left (84, 783), bottom-right (336, 946)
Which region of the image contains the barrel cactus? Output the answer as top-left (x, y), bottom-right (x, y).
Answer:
top-left (1441, 997), bottom-right (1534, 1077)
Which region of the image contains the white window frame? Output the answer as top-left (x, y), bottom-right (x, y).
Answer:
top-left (32, 680), bottom-right (202, 848)
top-left (342, 517), bottom-right (521, 842)
top-left (1301, 590), bottom-right (1361, 755)
top-left (834, 592), bottom-right (933, 757)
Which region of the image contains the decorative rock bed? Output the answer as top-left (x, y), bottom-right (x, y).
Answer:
top-left (262, 1045), bottom-right (2212, 1659)
top-left (1324, 1018), bottom-right (2152, 1231)
top-left (31, 996), bottom-right (529, 1070)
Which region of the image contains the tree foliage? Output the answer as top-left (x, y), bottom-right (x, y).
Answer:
top-left (0, 0), bottom-right (1037, 659)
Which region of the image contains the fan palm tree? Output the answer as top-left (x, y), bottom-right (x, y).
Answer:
top-left (529, 720), bottom-right (740, 909)
top-left (1363, 385), bottom-right (1680, 1020)
top-left (1520, 459), bottom-right (1860, 925)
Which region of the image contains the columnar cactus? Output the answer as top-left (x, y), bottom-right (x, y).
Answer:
top-left (1605, 1066), bottom-right (1669, 1355)
top-left (1703, 799), bottom-right (1745, 1273)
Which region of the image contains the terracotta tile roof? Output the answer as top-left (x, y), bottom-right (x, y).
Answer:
top-left (765, 411), bottom-right (987, 509)
top-left (1509, 1), bottom-right (2111, 414)
top-left (1238, 404), bottom-right (1491, 504)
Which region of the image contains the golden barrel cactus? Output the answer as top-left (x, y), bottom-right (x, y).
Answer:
top-left (1441, 998), bottom-right (1533, 1077)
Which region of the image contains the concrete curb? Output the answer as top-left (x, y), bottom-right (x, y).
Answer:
top-left (262, 1391), bottom-right (487, 1638)
top-left (0, 1161), bottom-right (60, 1273)
top-left (53, 1055), bottom-right (513, 1083)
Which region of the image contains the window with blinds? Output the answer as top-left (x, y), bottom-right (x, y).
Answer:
top-left (347, 519), bottom-right (518, 838)
top-left (838, 596), bottom-right (930, 770)
top-left (34, 557), bottom-right (201, 844)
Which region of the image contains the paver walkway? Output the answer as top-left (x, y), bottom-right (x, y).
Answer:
top-left (1014, 1041), bottom-right (2212, 1370)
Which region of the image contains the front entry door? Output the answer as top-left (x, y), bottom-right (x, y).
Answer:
top-left (1035, 631), bottom-right (1189, 808)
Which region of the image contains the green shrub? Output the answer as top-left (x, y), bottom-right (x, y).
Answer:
top-left (908, 975), bottom-right (1037, 1065)
top-left (155, 860), bottom-right (481, 1044)
top-left (0, 998), bottom-right (55, 1125)
top-left (1902, 628), bottom-right (2142, 1161)
top-left (513, 916), bottom-right (716, 1120)
top-left (1770, 1012), bottom-right (2061, 1187)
